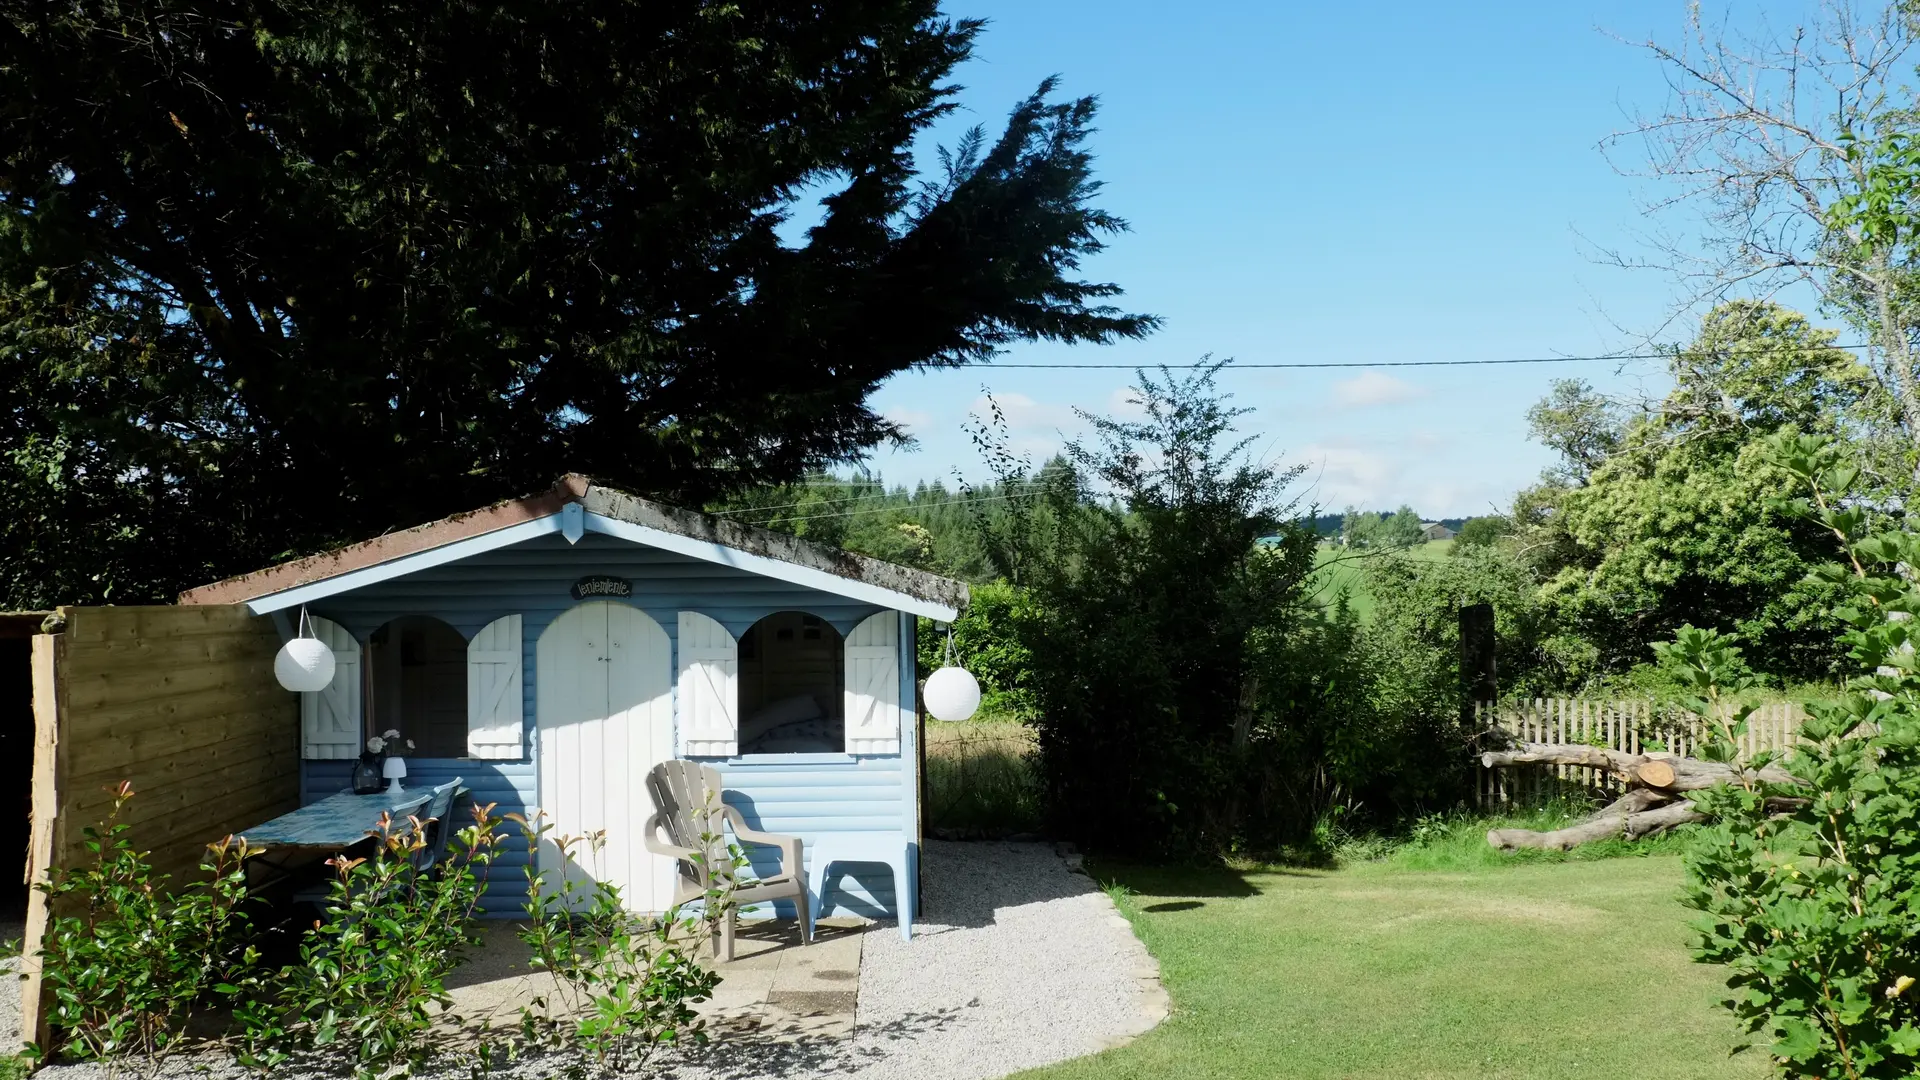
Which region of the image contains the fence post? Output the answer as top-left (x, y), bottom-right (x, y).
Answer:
top-left (1459, 603), bottom-right (1496, 728)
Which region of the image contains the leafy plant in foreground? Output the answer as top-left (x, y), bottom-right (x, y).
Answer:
top-left (1679, 431), bottom-right (1920, 1077)
top-left (502, 810), bottom-right (738, 1075)
top-left (240, 802), bottom-right (501, 1078)
top-left (1649, 624), bottom-right (1763, 764)
top-left (33, 782), bottom-right (259, 1064)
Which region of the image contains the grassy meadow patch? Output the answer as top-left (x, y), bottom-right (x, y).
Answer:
top-left (923, 717), bottom-right (1041, 834)
top-left (1311, 539), bottom-right (1453, 620)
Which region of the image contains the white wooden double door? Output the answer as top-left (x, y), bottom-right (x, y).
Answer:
top-left (535, 600), bottom-right (674, 912)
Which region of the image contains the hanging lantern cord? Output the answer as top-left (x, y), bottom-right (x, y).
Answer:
top-left (944, 626), bottom-right (957, 667)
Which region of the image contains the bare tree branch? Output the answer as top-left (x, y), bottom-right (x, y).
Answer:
top-left (1604, 1), bottom-right (1920, 472)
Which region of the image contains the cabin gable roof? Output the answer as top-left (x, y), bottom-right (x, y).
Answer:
top-left (179, 474), bottom-right (968, 621)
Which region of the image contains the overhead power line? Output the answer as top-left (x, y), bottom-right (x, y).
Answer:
top-left (968, 342), bottom-right (1878, 370)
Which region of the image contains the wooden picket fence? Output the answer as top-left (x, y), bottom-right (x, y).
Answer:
top-left (1474, 698), bottom-right (1807, 808)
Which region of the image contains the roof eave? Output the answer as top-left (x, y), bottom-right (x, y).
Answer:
top-left (179, 475), bottom-right (970, 621)
top-left (178, 476), bottom-right (588, 607)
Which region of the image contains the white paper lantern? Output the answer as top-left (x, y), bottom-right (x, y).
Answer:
top-left (924, 665), bottom-right (981, 723)
top-left (274, 636), bottom-right (335, 693)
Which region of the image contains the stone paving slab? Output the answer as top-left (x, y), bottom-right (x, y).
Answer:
top-left (443, 917), bottom-right (865, 1042)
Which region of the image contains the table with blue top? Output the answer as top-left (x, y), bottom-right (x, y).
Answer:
top-left (242, 789), bottom-right (433, 848)
top-left (238, 788), bottom-right (434, 890)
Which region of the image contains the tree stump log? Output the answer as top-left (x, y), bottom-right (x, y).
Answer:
top-left (1486, 789), bottom-right (1677, 851)
top-left (1480, 744), bottom-right (1796, 791)
top-left (1481, 742), bottom-right (1800, 851)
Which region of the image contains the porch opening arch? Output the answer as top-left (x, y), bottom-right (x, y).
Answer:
top-left (364, 615), bottom-right (467, 758)
top-left (737, 611), bottom-right (845, 754)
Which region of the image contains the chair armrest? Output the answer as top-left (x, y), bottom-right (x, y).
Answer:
top-left (722, 806), bottom-right (805, 879)
top-left (720, 804), bottom-right (794, 848)
top-left (640, 811), bottom-right (701, 864)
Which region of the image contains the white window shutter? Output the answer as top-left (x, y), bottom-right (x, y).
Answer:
top-left (677, 611), bottom-right (738, 756)
top-left (468, 614), bottom-right (525, 759)
top-left (301, 616), bottom-right (361, 760)
top-left (844, 612), bottom-right (901, 755)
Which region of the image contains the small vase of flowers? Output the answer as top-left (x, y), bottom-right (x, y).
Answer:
top-left (353, 730), bottom-right (415, 795)
top-left (350, 744), bottom-right (383, 795)
top-left (367, 730), bottom-right (414, 794)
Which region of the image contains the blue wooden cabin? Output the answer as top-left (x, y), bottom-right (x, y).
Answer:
top-left (180, 476), bottom-right (968, 924)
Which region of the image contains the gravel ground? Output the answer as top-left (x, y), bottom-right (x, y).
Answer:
top-left (654, 839), bottom-right (1165, 1080)
top-left (26, 840), bottom-right (1165, 1080)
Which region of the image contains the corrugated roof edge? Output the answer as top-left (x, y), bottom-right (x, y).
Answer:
top-left (179, 474), bottom-right (970, 614)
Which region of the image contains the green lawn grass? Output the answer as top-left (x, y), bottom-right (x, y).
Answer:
top-left (1312, 539), bottom-right (1451, 621)
top-left (1019, 852), bottom-right (1761, 1080)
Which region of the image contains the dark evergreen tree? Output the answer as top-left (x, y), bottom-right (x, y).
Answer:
top-left (0, 0), bottom-right (1154, 604)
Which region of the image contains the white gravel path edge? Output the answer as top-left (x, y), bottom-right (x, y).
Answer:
top-left (657, 839), bottom-right (1169, 1080)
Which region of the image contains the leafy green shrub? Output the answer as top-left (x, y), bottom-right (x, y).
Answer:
top-left (34, 782), bottom-right (259, 1064)
top-left (1675, 433), bottom-right (1920, 1077)
top-left (965, 365), bottom-right (1484, 855)
top-left (503, 811), bottom-right (734, 1073)
top-left (238, 802), bottom-right (502, 1078)
top-left (967, 364), bottom-right (1339, 854)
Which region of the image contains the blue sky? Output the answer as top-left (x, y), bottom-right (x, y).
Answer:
top-left (854, 0), bottom-right (1783, 517)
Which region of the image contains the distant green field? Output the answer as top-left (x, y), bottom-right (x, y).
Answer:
top-left (1310, 539), bottom-right (1451, 620)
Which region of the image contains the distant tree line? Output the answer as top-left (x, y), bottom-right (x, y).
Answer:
top-left (1300, 510), bottom-right (1472, 543)
top-left (704, 466), bottom-right (1069, 585)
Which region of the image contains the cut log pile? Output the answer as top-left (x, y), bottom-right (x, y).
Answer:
top-left (1479, 744), bottom-right (1800, 851)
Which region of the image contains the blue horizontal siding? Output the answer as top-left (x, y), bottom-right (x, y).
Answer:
top-left (301, 758), bottom-right (538, 915)
top-left (300, 530), bottom-right (918, 920)
top-left (716, 754), bottom-right (905, 919)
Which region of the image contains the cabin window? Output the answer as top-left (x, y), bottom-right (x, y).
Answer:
top-left (363, 616), bottom-right (468, 758)
top-left (736, 611), bottom-right (844, 753)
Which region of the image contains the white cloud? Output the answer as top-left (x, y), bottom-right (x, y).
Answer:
top-left (1106, 386), bottom-right (1149, 419)
top-left (1331, 371), bottom-right (1427, 409)
top-left (1285, 441), bottom-right (1515, 518)
top-left (881, 407), bottom-right (934, 435)
top-left (1296, 445), bottom-right (1397, 501)
top-left (1289, 443), bottom-right (1403, 508)
top-left (1408, 479), bottom-right (1506, 519)
top-left (974, 392), bottom-right (1083, 433)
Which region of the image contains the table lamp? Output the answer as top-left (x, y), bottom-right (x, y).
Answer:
top-left (382, 754), bottom-right (407, 794)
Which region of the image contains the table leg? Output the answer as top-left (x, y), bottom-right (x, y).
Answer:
top-left (893, 857), bottom-right (912, 941)
top-left (810, 853), bottom-right (835, 928)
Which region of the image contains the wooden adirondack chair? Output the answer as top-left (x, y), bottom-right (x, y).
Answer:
top-left (642, 759), bottom-right (810, 961)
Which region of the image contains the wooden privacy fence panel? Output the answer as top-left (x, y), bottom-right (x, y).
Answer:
top-left (21, 604), bottom-right (299, 1049)
top-left (1475, 698), bottom-right (1806, 808)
